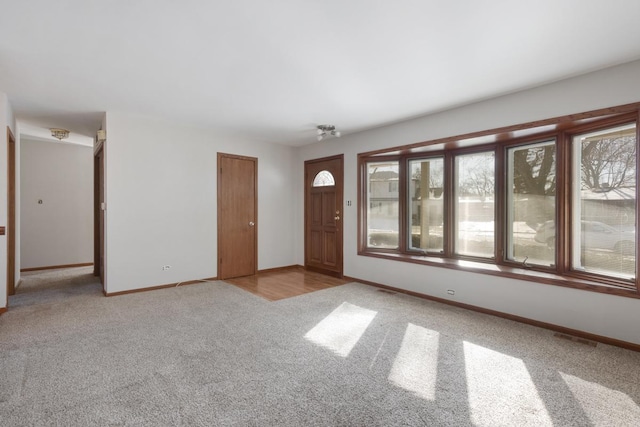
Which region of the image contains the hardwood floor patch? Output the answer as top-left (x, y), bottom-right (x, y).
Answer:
top-left (225, 267), bottom-right (349, 301)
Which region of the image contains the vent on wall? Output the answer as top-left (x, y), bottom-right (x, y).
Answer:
top-left (554, 332), bottom-right (597, 347)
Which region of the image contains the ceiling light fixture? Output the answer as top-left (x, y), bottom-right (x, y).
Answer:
top-left (317, 124), bottom-right (341, 141)
top-left (50, 128), bottom-right (70, 140)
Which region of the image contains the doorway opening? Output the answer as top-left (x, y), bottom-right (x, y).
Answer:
top-left (12, 134), bottom-right (96, 306)
top-left (11, 266), bottom-right (101, 309)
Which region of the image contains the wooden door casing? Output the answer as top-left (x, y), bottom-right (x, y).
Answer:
top-left (305, 155), bottom-right (344, 277)
top-left (7, 127), bottom-right (16, 297)
top-left (217, 153), bottom-right (258, 280)
top-left (94, 144), bottom-right (105, 287)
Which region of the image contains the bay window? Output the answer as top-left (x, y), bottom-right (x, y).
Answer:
top-left (359, 105), bottom-right (640, 297)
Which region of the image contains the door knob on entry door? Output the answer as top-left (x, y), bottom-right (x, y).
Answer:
top-left (249, 221), bottom-right (255, 226)
top-left (334, 216), bottom-right (340, 221)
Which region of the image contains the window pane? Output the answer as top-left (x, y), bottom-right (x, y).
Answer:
top-left (313, 170), bottom-right (335, 187)
top-left (572, 123), bottom-right (636, 279)
top-left (367, 161), bottom-right (399, 248)
top-left (507, 141), bottom-right (556, 266)
top-left (455, 152), bottom-right (495, 257)
top-left (408, 157), bottom-right (444, 252)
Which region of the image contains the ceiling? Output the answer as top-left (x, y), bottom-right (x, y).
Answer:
top-left (1, 1), bottom-right (640, 146)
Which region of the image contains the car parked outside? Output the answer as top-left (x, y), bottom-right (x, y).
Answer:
top-left (534, 220), bottom-right (635, 254)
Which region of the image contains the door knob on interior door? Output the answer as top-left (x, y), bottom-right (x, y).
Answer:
top-left (249, 221), bottom-right (255, 226)
top-left (334, 216), bottom-right (340, 221)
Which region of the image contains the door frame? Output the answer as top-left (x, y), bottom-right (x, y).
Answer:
top-left (304, 154), bottom-right (344, 277)
top-left (6, 127), bottom-right (16, 298)
top-left (217, 152), bottom-right (258, 280)
top-left (93, 141), bottom-right (105, 290)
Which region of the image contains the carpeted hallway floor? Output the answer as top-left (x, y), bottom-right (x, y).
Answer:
top-left (1, 267), bottom-right (639, 426)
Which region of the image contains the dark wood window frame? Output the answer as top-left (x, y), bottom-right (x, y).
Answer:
top-left (358, 103), bottom-right (640, 299)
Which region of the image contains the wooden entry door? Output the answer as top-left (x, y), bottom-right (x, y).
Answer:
top-left (217, 153), bottom-right (258, 280)
top-left (305, 155), bottom-right (344, 277)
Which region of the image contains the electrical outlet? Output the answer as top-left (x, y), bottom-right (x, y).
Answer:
top-left (447, 289), bottom-right (455, 295)
top-left (162, 265), bottom-right (171, 271)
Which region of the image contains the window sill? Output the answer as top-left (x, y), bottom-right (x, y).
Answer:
top-left (358, 250), bottom-right (640, 299)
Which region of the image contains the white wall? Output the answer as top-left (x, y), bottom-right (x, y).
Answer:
top-left (20, 138), bottom-right (93, 269)
top-left (295, 59), bottom-right (640, 345)
top-left (104, 112), bottom-right (296, 294)
top-left (0, 92), bottom-right (16, 309)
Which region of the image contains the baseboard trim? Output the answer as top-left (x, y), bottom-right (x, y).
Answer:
top-left (0, 306), bottom-right (7, 316)
top-left (21, 262), bottom-right (94, 272)
top-left (104, 277), bottom-right (218, 297)
top-left (257, 265), bottom-right (304, 274)
top-left (344, 275), bottom-right (640, 353)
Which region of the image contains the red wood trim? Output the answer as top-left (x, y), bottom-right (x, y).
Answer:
top-left (360, 102), bottom-right (640, 157)
top-left (345, 275), bottom-right (640, 353)
top-left (7, 126), bottom-right (16, 297)
top-left (21, 262), bottom-right (94, 272)
top-left (0, 307), bottom-right (7, 315)
top-left (357, 250), bottom-right (640, 298)
top-left (94, 145), bottom-right (104, 278)
top-left (636, 111), bottom-right (640, 293)
top-left (104, 277), bottom-right (218, 297)
top-left (0, 226), bottom-right (4, 235)
top-left (257, 265), bottom-right (304, 274)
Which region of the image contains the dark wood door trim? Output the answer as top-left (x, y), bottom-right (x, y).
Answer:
top-left (94, 147), bottom-right (99, 276)
top-left (7, 127), bottom-right (16, 298)
top-left (93, 144), bottom-right (105, 289)
top-left (217, 153), bottom-right (258, 280)
top-left (304, 154), bottom-right (344, 277)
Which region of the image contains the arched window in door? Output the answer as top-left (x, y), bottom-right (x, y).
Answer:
top-left (313, 170), bottom-right (335, 187)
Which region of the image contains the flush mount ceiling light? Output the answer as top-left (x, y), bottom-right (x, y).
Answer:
top-left (317, 124), bottom-right (341, 141)
top-left (50, 128), bottom-right (70, 140)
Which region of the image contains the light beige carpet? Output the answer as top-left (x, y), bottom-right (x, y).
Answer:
top-left (1, 267), bottom-right (639, 426)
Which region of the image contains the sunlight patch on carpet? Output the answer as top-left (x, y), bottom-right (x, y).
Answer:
top-left (388, 323), bottom-right (439, 400)
top-left (304, 302), bottom-right (377, 357)
top-left (560, 372), bottom-right (640, 425)
top-left (463, 341), bottom-right (553, 426)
